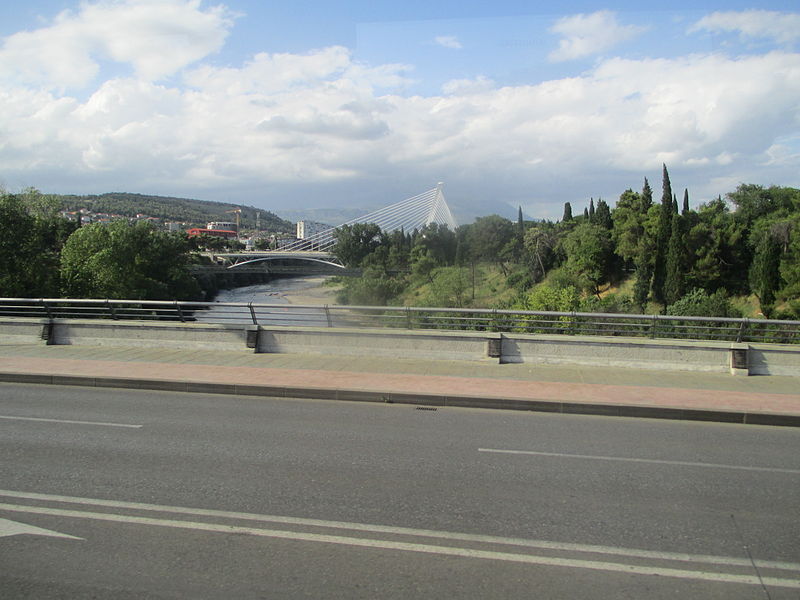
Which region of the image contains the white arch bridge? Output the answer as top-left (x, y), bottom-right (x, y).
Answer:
top-left (213, 184), bottom-right (456, 272)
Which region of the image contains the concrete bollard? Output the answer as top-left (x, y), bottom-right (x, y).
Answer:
top-left (730, 343), bottom-right (749, 376)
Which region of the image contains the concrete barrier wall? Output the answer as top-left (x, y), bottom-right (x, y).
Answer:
top-left (3, 317), bottom-right (800, 375)
top-left (749, 344), bottom-right (800, 376)
top-left (0, 319), bottom-right (50, 345)
top-left (500, 333), bottom-right (734, 373)
top-left (48, 319), bottom-right (252, 352)
top-left (258, 326), bottom-right (493, 362)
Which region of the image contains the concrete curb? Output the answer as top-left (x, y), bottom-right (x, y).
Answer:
top-left (2, 371), bottom-right (798, 428)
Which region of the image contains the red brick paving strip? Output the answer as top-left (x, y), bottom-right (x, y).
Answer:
top-left (1, 356), bottom-right (798, 416)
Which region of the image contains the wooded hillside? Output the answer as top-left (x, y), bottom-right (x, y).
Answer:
top-left (57, 192), bottom-right (294, 232)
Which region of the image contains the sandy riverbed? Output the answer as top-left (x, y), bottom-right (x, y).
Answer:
top-left (279, 276), bottom-right (343, 305)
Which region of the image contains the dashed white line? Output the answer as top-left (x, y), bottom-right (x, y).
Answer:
top-left (478, 448), bottom-right (800, 474)
top-left (0, 415), bottom-right (142, 428)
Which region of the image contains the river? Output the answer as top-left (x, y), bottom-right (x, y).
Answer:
top-left (193, 275), bottom-right (339, 325)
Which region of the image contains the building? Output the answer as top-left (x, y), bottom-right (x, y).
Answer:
top-left (186, 228), bottom-right (238, 240)
top-left (296, 220), bottom-right (328, 239)
top-left (207, 221), bottom-right (236, 231)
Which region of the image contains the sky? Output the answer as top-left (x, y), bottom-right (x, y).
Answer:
top-left (1, 0), bottom-right (799, 222)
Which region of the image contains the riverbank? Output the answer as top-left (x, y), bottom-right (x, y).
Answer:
top-left (280, 276), bottom-right (342, 305)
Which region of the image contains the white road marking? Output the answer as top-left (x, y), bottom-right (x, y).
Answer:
top-left (0, 502), bottom-right (797, 589)
top-left (478, 448), bottom-right (800, 475)
top-left (0, 415), bottom-right (142, 429)
top-left (0, 490), bottom-right (798, 574)
top-left (0, 517), bottom-right (82, 540)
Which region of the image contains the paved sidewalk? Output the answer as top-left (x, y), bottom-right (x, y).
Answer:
top-left (0, 344), bottom-right (798, 426)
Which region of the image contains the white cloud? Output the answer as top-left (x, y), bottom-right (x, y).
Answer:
top-left (441, 76), bottom-right (495, 96)
top-left (434, 36), bottom-right (462, 50)
top-left (689, 10), bottom-right (800, 44)
top-left (0, 0), bottom-right (234, 90)
top-left (1, 10), bottom-right (799, 219)
top-left (548, 10), bottom-right (647, 62)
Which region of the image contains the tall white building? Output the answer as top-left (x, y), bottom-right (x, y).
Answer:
top-left (296, 220), bottom-right (328, 239)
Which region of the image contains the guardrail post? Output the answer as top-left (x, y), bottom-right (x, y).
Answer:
top-left (736, 318), bottom-right (749, 343)
top-left (106, 300), bottom-right (117, 320)
top-left (175, 301), bottom-right (185, 323)
top-left (324, 305), bottom-right (332, 327)
top-left (651, 314), bottom-right (658, 339)
top-left (406, 307), bottom-right (413, 330)
top-left (40, 298), bottom-right (53, 320)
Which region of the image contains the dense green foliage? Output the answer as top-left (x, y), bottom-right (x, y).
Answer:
top-left (0, 190), bottom-right (78, 297)
top-left (60, 221), bottom-right (200, 300)
top-left (4, 176), bottom-right (800, 318)
top-left (330, 174), bottom-right (800, 319)
top-left (0, 188), bottom-right (202, 300)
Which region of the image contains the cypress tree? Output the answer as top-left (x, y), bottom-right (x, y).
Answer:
top-left (651, 164), bottom-right (673, 305)
top-left (641, 178), bottom-right (653, 213)
top-left (682, 189), bottom-right (689, 215)
top-left (749, 230), bottom-right (781, 317)
top-left (589, 198), bottom-right (595, 221)
top-left (632, 178), bottom-right (654, 309)
top-left (562, 202), bottom-right (573, 222)
top-left (633, 263), bottom-right (652, 310)
top-left (664, 213), bottom-right (685, 305)
top-left (594, 199), bottom-right (612, 229)
top-left (517, 206), bottom-right (524, 239)
top-left (583, 207), bottom-right (589, 219)
top-left (672, 194), bottom-right (679, 215)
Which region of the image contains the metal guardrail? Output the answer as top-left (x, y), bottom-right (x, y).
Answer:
top-left (1, 298), bottom-right (799, 344)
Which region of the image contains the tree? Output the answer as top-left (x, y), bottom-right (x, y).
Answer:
top-left (651, 164), bottom-right (674, 305)
top-left (562, 223), bottom-right (612, 297)
top-left (332, 223), bottom-right (382, 267)
top-left (594, 199), bottom-right (612, 230)
top-left (523, 224), bottom-right (558, 283)
top-left (466, 215), bottom-right (515, 272)
top-left (562, 202), bottom-right (573, 222)
top-left (422, 267), bottom-right (470, 308)
top-left (749, 228), bottom-right (782, 317)
top-left (0, 192), bottom-right (77, 297)
top-left (682, 189), bottom-right (690, 215)
top-left (60, 220), bottom-right (200, 299)
top-left (612, 183), bottom-right (655, 309)
top-left (664, 214), bottom-right (686, 305)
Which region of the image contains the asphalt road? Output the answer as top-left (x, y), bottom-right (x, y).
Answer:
top-left (1, 382), bottom-right (799, 599)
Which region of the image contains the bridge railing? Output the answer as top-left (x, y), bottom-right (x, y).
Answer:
top-left (1, 298), bottom-right (799, 344)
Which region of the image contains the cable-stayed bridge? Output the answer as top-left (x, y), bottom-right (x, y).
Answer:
top-left (214, 184), bottom-right (456, 272)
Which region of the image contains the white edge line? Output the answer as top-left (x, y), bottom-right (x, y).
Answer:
top-left (0, 489), bottom-right (797, 572)
top-left (0, 415), bottom-right (142, 429)
top-left (478, 448), bottom-right (800, 475)
top-left (0, 503), bottom-right (798, 589)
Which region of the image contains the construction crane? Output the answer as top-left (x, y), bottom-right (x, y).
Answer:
top-left (225, 208), bottom-right (242, 234)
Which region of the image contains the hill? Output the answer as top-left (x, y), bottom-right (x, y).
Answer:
top-left (57, 192), bottom-right (294, 232)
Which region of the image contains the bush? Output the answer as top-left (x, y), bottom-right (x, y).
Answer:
top-left (666, 288), bottom-right (741, 318)
top-left (514, 284), bottom-right (581, 312)
top-left (579, 293), bottom-right (636, 314)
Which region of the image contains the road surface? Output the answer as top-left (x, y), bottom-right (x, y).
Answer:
top-left (1, 382), bottom-right (798, 598)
